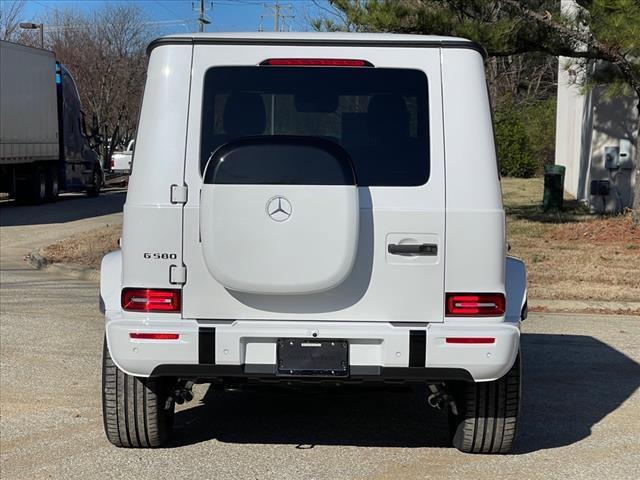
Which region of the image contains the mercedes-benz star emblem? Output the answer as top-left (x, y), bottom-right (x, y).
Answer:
top-left (266, 196), bottom-right (292, 222)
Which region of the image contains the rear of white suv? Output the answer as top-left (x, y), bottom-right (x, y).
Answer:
top-left (100, 32), bottom-right (527, 453)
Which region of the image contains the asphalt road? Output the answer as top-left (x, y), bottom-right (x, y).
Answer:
top-left (1, 193), bottom-right (639, 480)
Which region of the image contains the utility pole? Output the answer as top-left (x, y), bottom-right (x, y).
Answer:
top-left (274, 2), bottom-right (279, 32)
top-left (261, 2), bottom-right (294, 32)
top-left (193, 0), bottom-right (212, 32)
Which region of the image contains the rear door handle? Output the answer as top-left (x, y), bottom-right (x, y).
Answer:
top-left (387, 243), bottom-right (438, 256)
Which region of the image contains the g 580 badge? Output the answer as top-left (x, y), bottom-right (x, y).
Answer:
top-left (143, 253), bottom-right (177, 260)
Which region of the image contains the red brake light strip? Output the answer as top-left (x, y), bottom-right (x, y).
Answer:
top-left (129, 332), bottom-right (180, 340)
top-left (445, 337), bottom-right (496, 344)
top-left (261, 58), bottom-right (373, 67)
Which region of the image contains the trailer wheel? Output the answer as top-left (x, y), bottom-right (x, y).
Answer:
top-left (448, 353), bottom-right (521, 454)
top-left (102, 338), bottom-right (175, 448)
top-left (45, 165), bottom-right (59, 202)
top-left (16, 165), bottom-right (47, 204)
top-left (87, 168), bottom-right (102, 197)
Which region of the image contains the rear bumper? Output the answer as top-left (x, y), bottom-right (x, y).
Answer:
top-left (105, 316), bottom-right (520, 382)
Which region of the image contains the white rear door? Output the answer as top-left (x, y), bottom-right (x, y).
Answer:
top-left (182, 43), bottom-right (445, 322)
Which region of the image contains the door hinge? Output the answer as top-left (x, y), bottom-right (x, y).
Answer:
top-left (170, 184), bottom-right (188, 204)
top-left (170, 264), bottom-right (187, 285)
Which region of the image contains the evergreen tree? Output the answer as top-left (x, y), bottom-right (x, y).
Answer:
top-left (316, 0), bottom-right (640, 220)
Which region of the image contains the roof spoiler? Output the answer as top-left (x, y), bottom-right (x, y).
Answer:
top-left (146, 36), bottom-right (487, 59)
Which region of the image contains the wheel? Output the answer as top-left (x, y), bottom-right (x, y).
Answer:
top-left (15, 165), bottom-right (47, 204)
top-left (448, 353), bottom-right (521, 454)
top-left (102, 338), bottom-right (175, 447)
top-left (45, 165), bottom-right (59, 202)
top-left (87, 168), bottom-right (102, 197)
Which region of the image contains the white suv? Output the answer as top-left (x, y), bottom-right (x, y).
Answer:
top-left (100, 32), bottom-right (527, 453)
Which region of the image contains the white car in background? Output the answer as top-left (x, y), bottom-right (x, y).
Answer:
top-left (110, 139), bottom-right (134, 174)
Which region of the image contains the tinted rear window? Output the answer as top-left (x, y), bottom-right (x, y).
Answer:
top-left (200, 66), bottom-right (429, 186)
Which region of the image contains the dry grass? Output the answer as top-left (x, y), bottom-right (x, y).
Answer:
top-left (503, 177), bottom-right (640, 303)
top-left (39, 178), bottom-right (640, 307)
top-left (40, 223), bottom-right (121, 270)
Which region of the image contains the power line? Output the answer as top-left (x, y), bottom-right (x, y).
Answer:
top-left (30, 0), bottom-right (56, 12)
top-left (260, 2), bottom-right (294, 32)
top-left (153, 0), bottom-right (183, 19)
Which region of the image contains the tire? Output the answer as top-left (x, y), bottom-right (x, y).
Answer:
top-left (102, 338), bottom-right (175, 448)
top-left (448, 353), bottom-right (521, 454)
top-left (87, 168), bottom-right (102, 197)
top-left (45, 165), bottom-right (59, 202)
top-left (15, 165), bottom-right (47, 204)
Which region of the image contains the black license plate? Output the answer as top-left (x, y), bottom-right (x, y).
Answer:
top-left (277, 338), bottom-right (349, 377)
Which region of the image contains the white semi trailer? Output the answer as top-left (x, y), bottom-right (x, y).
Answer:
top-left (0, 40), bottom-right (103, 203)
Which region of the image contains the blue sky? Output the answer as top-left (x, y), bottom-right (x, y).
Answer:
top-left (20, 0), bottom-right (334, 35)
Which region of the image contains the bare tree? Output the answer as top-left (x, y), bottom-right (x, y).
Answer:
top-left (44, 4), bottom-right (152, 168)
top-left (486, 53), bottom-right (557, 108)
top-left (0, 0), bottom-right (26, 41)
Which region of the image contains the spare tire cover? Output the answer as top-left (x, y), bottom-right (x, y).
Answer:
top-left (200, 136), bottom-right (359, 295)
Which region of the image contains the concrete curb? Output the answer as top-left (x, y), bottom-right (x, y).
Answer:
top-left (529, 298), bottom-right (640, 315)
top-left (27, 249), bottom-right (100, 282)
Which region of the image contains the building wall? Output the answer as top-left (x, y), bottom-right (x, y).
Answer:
top-left (555, 59), bottom-right (638, 213)
top-left (555, 61), bottom-right (589, 200)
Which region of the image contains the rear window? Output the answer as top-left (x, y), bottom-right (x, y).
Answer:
top-left (200, 66), bottom-right (429, 186)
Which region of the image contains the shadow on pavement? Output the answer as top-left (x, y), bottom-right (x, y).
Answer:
top-left (0, 190), bottom-right (125, 227)
top-left (168, 333), bottom-right (640, 452)
top-left (514, 333), bottom-right (640, 453)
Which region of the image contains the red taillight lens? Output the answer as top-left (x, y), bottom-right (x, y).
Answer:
top-left (121, 288), bottom-right (181, 313)
top-left (446, 337), bottom-right (496, 344)
top-left (260, 58), bottom-right (373, 67)
top-left (129, 332), bottom-right (180, 340)
top-left (445, 293), bottom-right (506, 317)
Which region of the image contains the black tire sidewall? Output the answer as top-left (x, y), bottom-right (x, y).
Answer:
top-left (87, 168), bottom-right (102, 197)
top-left (101, 337), bottom-right (175, 447)
top-left (448, 353), bottom-right (521, 454)
top-left (46, 166), bottom-right (59, 201)
top-left (32, 166), bottom-right (47, 204)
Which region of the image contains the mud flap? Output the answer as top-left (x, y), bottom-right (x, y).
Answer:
top-left (505, 256), bottom-right (527, 322)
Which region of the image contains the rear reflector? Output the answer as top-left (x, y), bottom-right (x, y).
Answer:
top-left (129, 332), bottom-right (180, 340)
top-left (446, 337), bottom-right (496, 344)
top-left (445, 293), bottom-right (506, 317)
top-left (121, 288), bottom-right (181, 313)
top-left (260, 58), bottom-right (373, 67)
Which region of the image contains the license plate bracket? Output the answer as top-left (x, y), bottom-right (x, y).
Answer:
top-left (277, 338), bottom-right (349, 377)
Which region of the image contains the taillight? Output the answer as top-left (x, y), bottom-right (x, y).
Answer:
top-left (110, 158), bottom-right (114, 168)
top-left (445, 293), bottom-right (505, 317)
top-left (129, 332), bottom-right (180, 340)
top-left (121, 288), bottom-right (181, 313)
top-left (260, 58), bottom-right (373, 67)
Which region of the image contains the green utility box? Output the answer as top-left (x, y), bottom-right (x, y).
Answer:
top-left (543, 164), bottom-right (566, 211)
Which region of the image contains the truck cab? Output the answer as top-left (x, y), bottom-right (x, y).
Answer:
top-left (56, 62), bottom-right (103, 196)
top-left (100, 32), bottom-right (527, 453)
